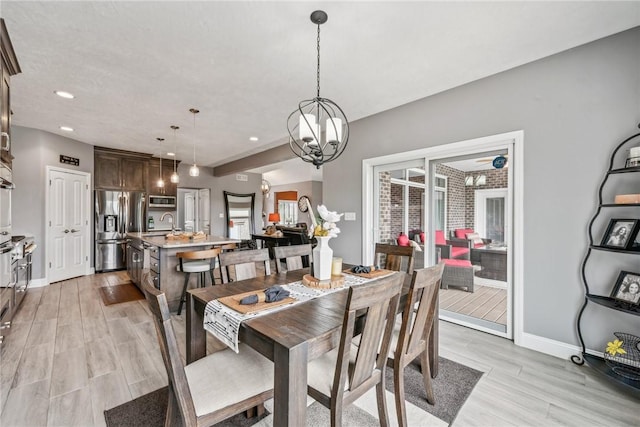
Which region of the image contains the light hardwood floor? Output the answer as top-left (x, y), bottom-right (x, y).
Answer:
top-left (0, 272), bottom-right (637, 426)
top-left (440, 285), bottom-right (507, 325)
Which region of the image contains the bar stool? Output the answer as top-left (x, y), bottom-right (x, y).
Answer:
top-left (176, 248), bottom-right (222, 315)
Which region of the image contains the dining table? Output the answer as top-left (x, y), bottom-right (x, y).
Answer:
top-left (186, 265), bottom-right (439, 427)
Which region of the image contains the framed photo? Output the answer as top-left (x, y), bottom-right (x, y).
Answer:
top-left (610, 271), bottom-right (640, 305)
top-left (600, 219), bottom-right (639, 249)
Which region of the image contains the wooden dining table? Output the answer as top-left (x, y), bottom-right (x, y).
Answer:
top-left (186, 266), bottom-right (439, 427)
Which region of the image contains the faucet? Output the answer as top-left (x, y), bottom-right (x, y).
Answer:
top-left (160, 212), bottom-right (175, 233)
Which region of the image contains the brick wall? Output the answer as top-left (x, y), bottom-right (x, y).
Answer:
top-left (378, 172), bottom-right (391, 243)
top-left (436, 164), bottom-right (465, 235)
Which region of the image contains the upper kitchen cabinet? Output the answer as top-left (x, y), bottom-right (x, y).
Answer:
top-left (94, 147), bottom-right (150, 191)
top-left (148, 157), bottom-right (180, 197)
top-left (0, 19), bottom-right (21, 169)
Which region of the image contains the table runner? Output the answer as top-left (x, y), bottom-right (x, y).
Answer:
top-left (203, 273), bottom-right (378, 352)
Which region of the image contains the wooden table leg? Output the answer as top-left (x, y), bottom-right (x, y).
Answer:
top-left (186, 293), bottom-right (205, 363)
top-left (273, 342), bottom-right (308, 427)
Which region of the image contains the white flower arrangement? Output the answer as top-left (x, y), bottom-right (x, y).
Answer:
top-left (309, 204), bottom-right (343, 238)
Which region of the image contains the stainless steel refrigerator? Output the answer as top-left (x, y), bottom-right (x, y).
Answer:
top-left (95, 191), bottom-right (146, 272)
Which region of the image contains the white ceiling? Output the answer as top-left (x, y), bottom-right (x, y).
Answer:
top-left (3, 1), bottom-right (639, 178)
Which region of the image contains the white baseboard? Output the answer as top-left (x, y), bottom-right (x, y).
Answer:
top-left (30, 278), bottom-right (49, 288)
top-left (519, 331), bottom-right (581, 360)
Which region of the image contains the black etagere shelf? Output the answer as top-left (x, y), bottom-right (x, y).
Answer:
top-left (571, 124), bottom-right (640, 397)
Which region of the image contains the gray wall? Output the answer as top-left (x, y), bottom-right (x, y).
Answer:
top-left (11, 126), bottom-right (95, 280)
top-left (322, 27), bottom-right (640, 348)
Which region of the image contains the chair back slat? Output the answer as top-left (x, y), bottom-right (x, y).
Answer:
top-left (219, 248), bottom-right (270, 282)
top-left (334, 273), bottom-right (403, 399)
top-left (176, 248), bottom-right (221, 260)
top-left (273, 244), bottom-right (312, 274)
top-left (396, 263), bottom-right (444, 361)
top-left (141, 274), bottom-right (197, 423)
top-left (374, 243), bottom-right (415, 274)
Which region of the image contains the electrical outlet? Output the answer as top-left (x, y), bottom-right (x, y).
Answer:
top-left (236, 173), bottom-right (248, 181)
top-left (344, 212), bottom-right (356, 221)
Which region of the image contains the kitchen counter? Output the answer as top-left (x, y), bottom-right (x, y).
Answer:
top-left (127, 232), bottom-right (240, 311)
top-left (127, 232), bottom-right (240, 249)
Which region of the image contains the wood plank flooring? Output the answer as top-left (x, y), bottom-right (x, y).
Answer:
top-left (0, 271), bottom-right (637, 426)
top-left (440, 285), bottom-right (508, 325)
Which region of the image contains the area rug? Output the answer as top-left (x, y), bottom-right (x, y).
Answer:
top-left (104, 387), bottom-right (270, 427)
top-left (98, 282), bottom-right (145, 306)
top-left (104, 357), bottom-right (481, 426)
top-left (385, 356), bottom-right (483, 424)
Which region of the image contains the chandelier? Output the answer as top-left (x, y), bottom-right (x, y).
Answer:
top-left (287, 10), bottom-right (349, 169)
top-left (189, 108), bottom-right (200, 177)
top-left (170, 125), bottom-right (179, 184)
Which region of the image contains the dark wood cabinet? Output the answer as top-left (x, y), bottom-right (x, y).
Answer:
top-left (0, 19), bottom-right (21, 169)
top-left (94, 148), bottom-right (150, 191)
top-left (148, 157), bottom-right (180, 197)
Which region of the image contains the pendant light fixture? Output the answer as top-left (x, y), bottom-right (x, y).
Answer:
top-left (189, 108), bottom-right (200, 177)
top-left (170, 125), bottom-right (180, 184)
top-left (156, 137), bottom-right (165, 188)
top-left (287, 10), bottom-right (349, 169)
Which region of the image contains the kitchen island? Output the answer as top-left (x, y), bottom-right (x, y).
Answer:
top-left (127, 232), bottom-right (240, 311)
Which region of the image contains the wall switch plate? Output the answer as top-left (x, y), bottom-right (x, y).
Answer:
top-left (236, 173), bottom-right (248, 181)
top-left (219, 213), bottom-right (224, 218)
top-left (344, 212), bottom-right (356, 221)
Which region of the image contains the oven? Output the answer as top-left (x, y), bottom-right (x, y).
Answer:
top-left (0, 242), bottom-right (14, 345)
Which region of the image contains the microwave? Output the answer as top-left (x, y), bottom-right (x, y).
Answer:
top-left (149, 195), bottom-right (176, 208)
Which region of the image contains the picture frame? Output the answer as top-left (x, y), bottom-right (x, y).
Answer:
top-left (610, 271), bottom-right (640, 305)
top-left (600, 219), bottom-right (639, 250)
top-left (629, 224), bottom-right (640, 252)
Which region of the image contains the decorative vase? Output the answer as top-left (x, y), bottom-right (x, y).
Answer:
top-left (313, 236), bottom-right (333, 280)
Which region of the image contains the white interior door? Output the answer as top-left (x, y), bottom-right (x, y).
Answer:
top-left (198, 188), bottom-right (210, 234)
top-left (475, 188), bottom-right (508, 244)
top-left (184, 191), bottom-right (196, 232)
top-left (47, 167), bottom-right (90, 283)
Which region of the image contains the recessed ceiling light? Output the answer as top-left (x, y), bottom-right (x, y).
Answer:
top-left (167, 152), bottom-right (175, 157)
top-left (249, 136), bottom-right (259, 142)
top-left (59, 126), bottom-right (74, 132)
top-left (54, 91), bottom-right (75, 99)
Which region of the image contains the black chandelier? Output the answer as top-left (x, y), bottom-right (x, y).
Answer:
top-left (287, 10), bottom-right (349, 169)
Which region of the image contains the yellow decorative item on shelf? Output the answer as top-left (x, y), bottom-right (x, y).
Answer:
top-left (605, 338), bottom-right (627, 356)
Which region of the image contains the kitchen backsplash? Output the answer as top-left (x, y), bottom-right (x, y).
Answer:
top-left (148, 210), bottom-right (177, 231)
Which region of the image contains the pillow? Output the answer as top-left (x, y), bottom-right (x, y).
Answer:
top-left (435, 230), bottom-right (446, 245)
top-left (397, 232), bottom-right (410, 246)
top-left (409, 240), bottom-right (423, 251)
top-left (455, 228), bottom-right (474, 239)
top-left (466, 232), bottom-right (484, 245)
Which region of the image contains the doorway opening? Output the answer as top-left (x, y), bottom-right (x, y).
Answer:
top-left (363, 130), bottom-right (523, 341)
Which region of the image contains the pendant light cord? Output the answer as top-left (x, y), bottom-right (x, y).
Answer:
top-left (316, 23), bottom-right (321, 98)
top-left (192, 112), bottom-right (196, 163)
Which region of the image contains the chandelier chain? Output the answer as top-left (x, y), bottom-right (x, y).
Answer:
top-left (316, 23), bottom-right (321, 98)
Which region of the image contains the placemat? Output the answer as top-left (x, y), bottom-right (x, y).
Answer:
top-left (343, 268), bottom-right (395, 279)
top-left (218, 289), bottom-right (296, 314)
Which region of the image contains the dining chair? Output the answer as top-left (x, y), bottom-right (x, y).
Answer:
top-left (374, 243), bottom-right (415, 274)
top-left (389, 262), bottom-right (444, 427)
top-left (176, 248), bottom-right (222, 316)
top-left (218, 248), bottom-right (270, 283)
top-left (272, 244), bottom-right (312, 274)
top-left (141, 274), bottom-right (274, 427)
top-left (218, 242), bottom-right (238, 282)
top-left (307, 272), bottom-right (404, 427)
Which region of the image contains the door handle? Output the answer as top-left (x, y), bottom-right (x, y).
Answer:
top-left (64, 229), bottom-right (70, 233)
top-left (0, 231), bottom-right (8, 235)
top-left (70, 229), bottom-right (79, 233)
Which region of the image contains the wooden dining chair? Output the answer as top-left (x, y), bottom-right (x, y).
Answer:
top-left (390, 262), bottom-right (445, 427)
top-left (375, 243), bottom-right (416, 274)
top-left (272, 244), bottom-right (312, 274)
top-left (218, 248), bottom-right (271, 283)
top-left (307, 272), bottom-right (404, 427)
top-left (141, 274), bottom-right (274, 427)
top-left (176, 248), bottom-right (222, 316)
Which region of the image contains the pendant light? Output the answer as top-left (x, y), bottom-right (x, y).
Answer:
top-left (189, 108), bottom-right (200, 177)
top-left (156, 137), bottom-right (165, 188)
top-left (170, 125), bottom-right (180, 184)
top-left (287, 10), bottom-right (349, 169)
